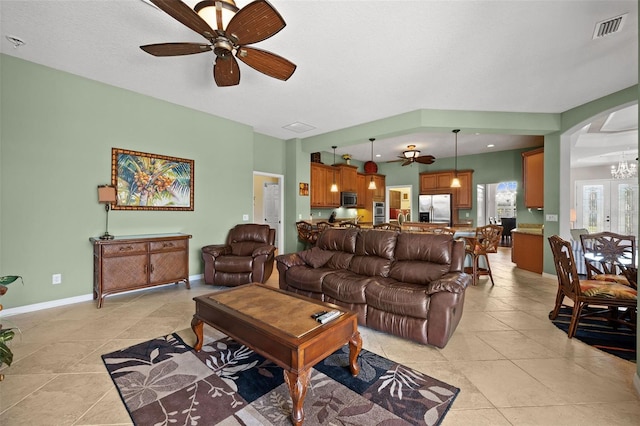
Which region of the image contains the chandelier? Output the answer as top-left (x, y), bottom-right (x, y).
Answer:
top-left (610, 153), bottom-right (637, 179)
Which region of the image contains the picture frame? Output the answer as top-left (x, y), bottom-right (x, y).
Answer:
top-left (299, 182), bottom-right (309, 196)
top-left (111, 148), bottom-right (194, 211)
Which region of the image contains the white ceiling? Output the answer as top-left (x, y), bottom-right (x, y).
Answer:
top-left (1, 0), bottom-right (637, 166)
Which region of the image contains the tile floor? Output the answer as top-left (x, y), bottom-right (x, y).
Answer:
top-left (1, 247), bottom-right (639, 425)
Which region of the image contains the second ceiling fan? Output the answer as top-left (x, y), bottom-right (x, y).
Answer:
top-left (140, 0), bottom-right (297, 87)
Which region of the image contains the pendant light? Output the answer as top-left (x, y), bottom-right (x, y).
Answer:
top-left (450, 129), bottom-right (461, 188)
top-left (330, 146), bottom-right (339, 192)
top-left (368, 138), bottom-right (377, 190)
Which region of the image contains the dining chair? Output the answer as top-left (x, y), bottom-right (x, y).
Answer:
top-left (373, 223), bottom-right (401, 231)
top-left (339, 221), bottom-right (361, 229)
top-left (316, 221), bottom-right (332, 233)
top-left (462, 224), bottom-right (502, 285)
top-left (295, 221), bottom-right (318, 249)
top-left (548, 235), bottom-right (637, 338)
top-left (579, 231), bottom-right (635, 286)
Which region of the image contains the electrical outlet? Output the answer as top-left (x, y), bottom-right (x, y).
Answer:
top-left (52, 274), bottom-right (62, 285)
top-left (299, 214), bottom-right (302, 219)
top-left (465, 212), bottom-right (469, 217)
top-left (242, 214), bottom-right (249, 221)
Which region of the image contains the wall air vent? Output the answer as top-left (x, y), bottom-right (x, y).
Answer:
top-left (592, 13), bottom-right (627, 39)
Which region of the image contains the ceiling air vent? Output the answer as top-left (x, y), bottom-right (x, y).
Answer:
top-left (592, 13), bottom-right (627, 39)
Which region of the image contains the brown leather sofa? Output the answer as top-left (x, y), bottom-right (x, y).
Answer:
top-left (275, 228), bottom-right (470, 348)
top-left (202, 224), bottom-right (276, 286)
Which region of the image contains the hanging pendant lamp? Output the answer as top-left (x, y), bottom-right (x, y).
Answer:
top-left (330, 146), bottom-right (339, 192)
top-left (368, 138), bottom-right (377, 190)
top-left (450, 129), bottom-right (461, 188)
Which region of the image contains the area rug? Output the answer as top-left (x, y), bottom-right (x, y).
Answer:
top-left (102, 333), bottom-right (459, 425)
top-left (551, 306), bottom-right (636, 362)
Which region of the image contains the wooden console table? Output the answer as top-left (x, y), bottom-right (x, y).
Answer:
top-left (90, 233), bottom-right (191, 308)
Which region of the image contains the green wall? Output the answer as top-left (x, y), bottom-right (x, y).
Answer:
top-left (0, 55), bottom-right (282, 308)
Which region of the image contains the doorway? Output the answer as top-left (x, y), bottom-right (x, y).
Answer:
top-left (387, 185), bottom-right (413, 223)
top-left (253, 172), bottom-right (284, 253)
top-left (575, 178), bottom-right (638, 237)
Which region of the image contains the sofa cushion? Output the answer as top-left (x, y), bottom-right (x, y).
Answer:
top-left (322, 271), bottom-right (370, 304)
top-left (285, 265), bottom-right (337, 293)
top-left (326, 252), bottom-right (354, 269)
top-left (298, 247), bottom-right (334, 268)
top-left (365, 278), bottom-right (430, 319)
top-left (348, 230), bottom-right (397, 277)
top-left (230, 241), bottom-right (263, 256)
top-left (317, 228), bottom-right (358, 253)
top-left (215, 255), bottom-right (253, 273)
top-left (389, 233), bottom-right (453, 284)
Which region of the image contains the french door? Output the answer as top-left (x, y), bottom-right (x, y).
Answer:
top-left (575, 179), bottom-right (638, 237)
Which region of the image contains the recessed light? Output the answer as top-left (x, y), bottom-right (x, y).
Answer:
top-left (375, 154), bottom-right (381, 158)
top-left (487, 144), bottom-right (495, 148)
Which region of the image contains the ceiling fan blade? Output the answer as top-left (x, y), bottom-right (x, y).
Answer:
top-left (140, 42), bottom-right (212, 56)
top-left (401, 159), bottom-right (413, 166)
top-left (415, 155), bottom-right (436, 165)
top-left (226, 0), bottom-right (286, 45)
top-left (236, 47), bottom-right (296, 81)
top-left (214, 55), bottom-right (240, 87)
top-left (150, 0), bottom-right (215, 39)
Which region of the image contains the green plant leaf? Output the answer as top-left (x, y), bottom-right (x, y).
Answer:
top-left (0, 276), bottom-right (23, 285)
top-left (0, 329), bottom-right (15, 367)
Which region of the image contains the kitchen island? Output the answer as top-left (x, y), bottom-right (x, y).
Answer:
top-left (511, 225), bottom-right (544, 274)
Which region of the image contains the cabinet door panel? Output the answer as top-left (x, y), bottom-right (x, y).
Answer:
top-left (102, 255), bottom-right (148, 291)
top-left (150, 239), bottom-right (188, 252)
top-left (150, 251), bottom-right (188, 283)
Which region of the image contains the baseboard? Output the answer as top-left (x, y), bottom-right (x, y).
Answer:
top-left (1, 273), bottom-right (204, 317)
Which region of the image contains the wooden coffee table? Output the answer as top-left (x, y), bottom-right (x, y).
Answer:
top-left (191, 283), bottom-right (362, 425)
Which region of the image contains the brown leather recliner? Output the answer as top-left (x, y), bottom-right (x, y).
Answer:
top-left (201, 224), bottom-right (276, 286)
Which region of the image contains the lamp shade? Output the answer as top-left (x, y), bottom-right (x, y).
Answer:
top-left (98, 185), bottom-right (117, 203)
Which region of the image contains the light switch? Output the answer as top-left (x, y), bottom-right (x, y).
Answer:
top-left (242, 214), bottom-right (249, 221)
top-left (546, 214), bottom-right (558, 222)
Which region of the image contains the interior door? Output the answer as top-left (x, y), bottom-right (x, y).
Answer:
top-left (576, 179), bottom-right (638, 237)
top-left (263, 181), bottom-right (281, 248)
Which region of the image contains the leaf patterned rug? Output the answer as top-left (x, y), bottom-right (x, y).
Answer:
top-left (102, 333), bottom-right (459, 425)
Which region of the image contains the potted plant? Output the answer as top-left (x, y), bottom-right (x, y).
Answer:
top-left (342, 154), bottom-right (352, 165)
top-left (0, 275), bottom-right (23, 381)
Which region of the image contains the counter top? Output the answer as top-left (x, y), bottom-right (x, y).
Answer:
top-left (512, 227), bottom-right (543, 235)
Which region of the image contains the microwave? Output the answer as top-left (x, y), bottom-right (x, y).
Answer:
top-left (340, 192), bottom-right (358, 207)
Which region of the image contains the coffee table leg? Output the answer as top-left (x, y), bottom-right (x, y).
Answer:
top-left (283, 369), bottom-right (310, 426)
top-left (349, 331), bottom-right (362, 376)
top-left (191, 316), bottom-right (204, 352)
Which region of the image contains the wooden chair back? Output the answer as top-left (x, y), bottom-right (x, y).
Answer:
top-left (473, 224), bottom-right (503, 254)
top-left (579, 231), bottom-right (636, 278)
top-left (548, 235), bottom-right (582, 300)
top-left (296, 221), bottom-right (318, 247)
top-left (373, 223), bottom-right (401, 231)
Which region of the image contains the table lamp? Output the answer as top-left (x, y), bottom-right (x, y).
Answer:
top-left (98, 185), bottom-right (117, 240)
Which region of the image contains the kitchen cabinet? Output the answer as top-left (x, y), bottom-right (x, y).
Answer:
top-left (356, 173), bottom-right (366, 207)
top-left (369, 174), bottom-right (386, 201)
top-left (310, 163), bottom-right (339, 207)
top-left (90, 233), bottom-right (191, 308)
top-left (389, 189), bottom-right (402, 209)
top-left (420, 170), bottom-right (473, 209)
top-left (522, 148), bottom-right (544, 208)
top-left (511, 230), bottom-right (543, 273)
top-left (336, 164), bottom-right (358, 192)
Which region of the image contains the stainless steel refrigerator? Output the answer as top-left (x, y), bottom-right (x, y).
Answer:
top-left (418, 194), bottom-right (452, 225)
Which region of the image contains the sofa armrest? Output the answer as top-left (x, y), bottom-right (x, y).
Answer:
top-left (252, 245), bottom-right (276, 257)
top-left (202, 244), bottom-right (231, 258)
top-left (275, 253), bottom-right (307, 269)
top-left (426, 272), bottom-right (470, 295)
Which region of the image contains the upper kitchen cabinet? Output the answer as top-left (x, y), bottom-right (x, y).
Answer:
top-left (311, 163), bottom-right (339, 208)
top-left (356, 173), bottom-right (366, 208)
top-left (522, 148), bottom-right (544, 209)
top-left (420, 170), bottom-right (473, 209)
top-left (335, 164), bottom-right (358, 192)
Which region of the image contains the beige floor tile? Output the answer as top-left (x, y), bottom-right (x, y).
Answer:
top-left (455, 311), bottom-right (513, 332)
top-left (442, 408), bottom-right (511, 425)
top-left (513, 358), bottom-right (638, 404)
top-left (486, 310), bottom-right (555, 330)
top-left (519, 328), bottom-right (608, 359)
top-left (5, 340), bottom-right (106, 375)
top-left (475, 330), bottom-right (561, 359)
top-left (454, 359), bottom-right (566, 407)
top-left (438, 332), bottom-right (506, 361)
top-left (74, 388), bottom-right (132, 425)
top-left (0, 373), bottom-right (113, 425)
top-left (499, 405), bottom-right (599, 426)
top-left (0, 373), bottom-right (56, 412)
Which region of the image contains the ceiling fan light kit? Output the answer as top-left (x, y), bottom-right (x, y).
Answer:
top-left (395, 144), bottom-right (435, 166)
top-left (140, 0), bottom-right (296, 87)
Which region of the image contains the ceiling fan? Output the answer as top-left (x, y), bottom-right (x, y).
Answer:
top-left (392, 145), bottom-right (436, 166)
top-left (140, 0), bottom-right (297, 87)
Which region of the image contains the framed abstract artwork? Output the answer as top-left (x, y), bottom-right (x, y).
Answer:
top-left (111, 148), bottom-right (194, 211)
